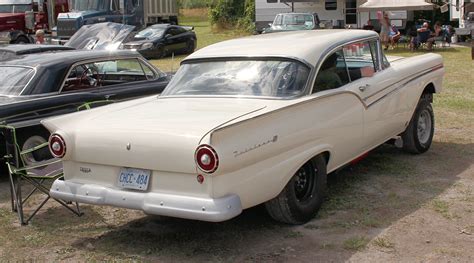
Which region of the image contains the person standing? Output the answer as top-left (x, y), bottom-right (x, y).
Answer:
top-left (379, 12), bottom-right (391, 50)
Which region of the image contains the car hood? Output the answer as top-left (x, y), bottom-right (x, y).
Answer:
top-left (65, 22), bottom-right (135, 50)
top-left (42, 97), bottom-right (269, 172)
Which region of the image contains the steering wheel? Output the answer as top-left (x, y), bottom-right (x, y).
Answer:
top-left (80, 67), bottom-right (101, 87)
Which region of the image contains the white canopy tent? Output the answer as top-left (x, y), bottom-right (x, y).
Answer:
top-left (358, 0), bottom-right (435, 11)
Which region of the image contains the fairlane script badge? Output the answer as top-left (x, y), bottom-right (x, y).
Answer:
top-left (80, 167), bottom-right (91, 173)
top-left (233, 135), bottom-right (278, 157)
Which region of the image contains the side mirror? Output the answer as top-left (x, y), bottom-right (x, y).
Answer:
top-left (268, 23), bottom-right (272, 27)
top-left (164, 34), bottom-right (172, 39)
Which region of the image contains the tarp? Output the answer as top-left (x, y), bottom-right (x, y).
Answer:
top-left (358, 0), bottom-right (434, 11)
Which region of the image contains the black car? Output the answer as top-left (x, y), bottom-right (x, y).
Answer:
top-left (121, 24), bottom-right (197, 59)
top-left (0, 49), bottom-right (170, 170)
top-left (0, 44), bottom-right (75, 61)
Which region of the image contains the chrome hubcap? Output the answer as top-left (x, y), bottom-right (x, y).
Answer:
top-left (417, 109), bottom-right (432, 145)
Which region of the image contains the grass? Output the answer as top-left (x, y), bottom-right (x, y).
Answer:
top-left (343, 236), bottom-right (369, 251)
top-left (373, 237), bottom-right (394, 249)
top-left (431, 199), bottom-right (453, 219)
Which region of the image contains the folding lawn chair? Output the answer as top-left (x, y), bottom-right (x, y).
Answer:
top-left (2, 125), bottom-right (82, 225)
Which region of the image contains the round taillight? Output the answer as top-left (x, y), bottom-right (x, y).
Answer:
top-left (195, 145), bottom-right (219, 173)
top-left (49, 134), bottom-right (66, 158)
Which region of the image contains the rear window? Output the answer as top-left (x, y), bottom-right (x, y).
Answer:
top-left (0, 66), bottom-right (35, 96)
top-left (162, 59), bottom-right (310, 98)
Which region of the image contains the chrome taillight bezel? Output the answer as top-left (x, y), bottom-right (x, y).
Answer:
top-left (49, 133), bottom-right (66, 158)
top-left (195, 144), bottom-right (219, 174)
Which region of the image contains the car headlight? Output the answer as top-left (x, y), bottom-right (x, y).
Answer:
top-left (141, 43), bottom-right (153, 49)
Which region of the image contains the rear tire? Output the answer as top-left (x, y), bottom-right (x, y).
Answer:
top-left (14, 36), bottom-right (29, 44)
top-left (265, 155), bottom-right (327, 224)
top-left (185, 39), bottom-right (195, 54)
top-left (401, 95), bottom-right (434, 154)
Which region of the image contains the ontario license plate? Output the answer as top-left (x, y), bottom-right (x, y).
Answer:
top-left (118, 168), bottom-right (151, 191)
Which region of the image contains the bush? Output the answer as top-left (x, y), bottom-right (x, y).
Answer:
top-left (209, 0), bottom-right (255, 32)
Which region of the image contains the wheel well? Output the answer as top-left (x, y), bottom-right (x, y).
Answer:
top-left (316, 151), bottom-right (331, 165)
top-left (422, 83), bottom-right (436, 102)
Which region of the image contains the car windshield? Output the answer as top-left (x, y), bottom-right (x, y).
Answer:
top-left (69, 0), bottom-right (109, 11)
top-left (0, 66), bottom-right (35, 96)
top-left (162, 59), bottom-right (310, 98)
top-left (274, 14), bottom-right (314, 28)
top-left (0, 4), bottom-right (32, 13)
top-left (135, 27), bottom-right (166, 39)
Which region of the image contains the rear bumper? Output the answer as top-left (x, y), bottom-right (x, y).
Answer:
top-left (50, 179), bottom-right (243, 222)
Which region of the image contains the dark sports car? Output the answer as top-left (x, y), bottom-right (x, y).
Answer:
top-left (0, 49), bottom-right (170, 171)
top-left (121, 24), bottom-right (197, 59)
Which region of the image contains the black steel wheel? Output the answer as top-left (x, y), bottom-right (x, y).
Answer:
top-left (265, 155), bottom-right (327, 224)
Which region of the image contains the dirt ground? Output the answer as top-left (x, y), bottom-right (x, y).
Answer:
top-left (0, 51), bottom-right (473, 262)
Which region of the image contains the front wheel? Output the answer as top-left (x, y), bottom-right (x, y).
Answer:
top-left (401, 96), bottom-right (435, 154)
top-left (265, 155), bottom-right (327, 224)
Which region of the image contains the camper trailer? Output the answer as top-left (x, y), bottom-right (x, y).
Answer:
top-left (255, 0), bottom-right (412, 32)
top-left (450, 0), bottom-right (474, 37)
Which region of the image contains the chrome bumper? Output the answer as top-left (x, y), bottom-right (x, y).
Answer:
top-left (50, 179), bottom-right (243, 222)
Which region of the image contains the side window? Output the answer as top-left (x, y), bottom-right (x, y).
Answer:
top-left (273, 14), bottom-right (282, 25)
top-left (343, 41), bottom-right (376, 82)
top-left (61, 59), bottom-right (149, 92)
top-left (325, 0), bottom-right (337, 10)
top-left (139, 60), bottom-right (157, 80)
top-left (313, 49), bottom-right (350, 93)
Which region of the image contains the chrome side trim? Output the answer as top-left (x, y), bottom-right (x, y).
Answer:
top-left (50, 179), bottom-right (243, 222)
top-left (209, 63), bottom-right (444, 140)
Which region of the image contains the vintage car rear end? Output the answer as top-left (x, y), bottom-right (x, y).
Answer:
top-left (44, 30), bottom-right (444, 224)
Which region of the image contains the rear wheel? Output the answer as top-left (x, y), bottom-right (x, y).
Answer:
top-left (185, 39), bottom-right (195, 54)
top-left (17, 128), bottom-right (52, 168)
top-left (265, 155), bottom-right (327, 224)
top-left (14, 36), bottom-right (29, 44)
top-left (401, 95), bottom-right (435, 154)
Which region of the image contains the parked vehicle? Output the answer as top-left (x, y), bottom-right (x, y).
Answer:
top-left (450, 0), bottom-right (474, 38)
top-left (44, 30), bottom-right (444, 224)
top-left (0, 0), bottom-right (68, 44)
top-left (0, 49), bottom-right (170, 173)
top-left (56, 0), bottom-right (178, 43)
top-left (262, 12), bottom-right (320, 33)
top-left (121, 24), bottom-right (196, 59)
top-left (0, 44), bottom-right (74, 60)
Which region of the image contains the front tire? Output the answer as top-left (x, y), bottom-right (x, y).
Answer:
top-left (265, 155), bottom-right (327, 224)
top-left (401, 95), bottom-right (435, 154)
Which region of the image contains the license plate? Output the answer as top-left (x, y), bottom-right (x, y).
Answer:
top-left (118, 168), bottom-right (151, 191)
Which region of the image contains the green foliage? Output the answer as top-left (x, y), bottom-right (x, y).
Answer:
top-left (178, 0), bottom-right (215, 9)
top-left (209, 0), bottom-right (255, 32)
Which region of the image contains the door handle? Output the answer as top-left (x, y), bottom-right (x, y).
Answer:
top-left (359, 84), bottom-right (370, 92)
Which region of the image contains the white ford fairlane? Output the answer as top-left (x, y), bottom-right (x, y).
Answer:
top-left (43, 30), bottom-right (444, 224)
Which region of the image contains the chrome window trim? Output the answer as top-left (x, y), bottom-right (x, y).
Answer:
top-left (309, 36), bottom-right (380, 94)
top-left (161, 56), bottom-right (314, 100)
top-left (58, 56), bottom-right (162, 94)
top-left (0, 65), bottom-right (37, 96)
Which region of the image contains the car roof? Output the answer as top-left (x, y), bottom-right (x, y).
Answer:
top-left (0, 44), bottom-right (75, 54)
top-left (184, 30), bottom-right (379, 67)
top-left (0, 49), bottom-right (141, 68)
